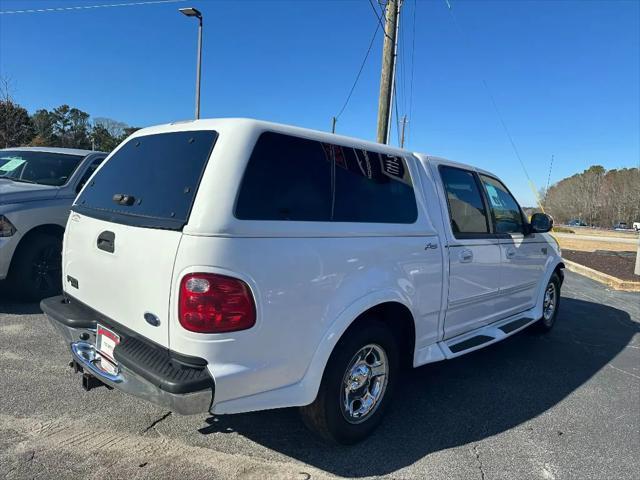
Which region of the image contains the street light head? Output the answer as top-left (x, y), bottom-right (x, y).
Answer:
top-left (179, 7), bottom-right (202, 18)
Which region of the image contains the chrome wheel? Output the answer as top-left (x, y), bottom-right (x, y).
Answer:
top-left (543, 281), bottom-right (557, 325)
top-left (340, 344), bottom-right (388, 424)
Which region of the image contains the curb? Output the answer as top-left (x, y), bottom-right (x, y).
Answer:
top-left (563, 259), bottom-right (640, 292)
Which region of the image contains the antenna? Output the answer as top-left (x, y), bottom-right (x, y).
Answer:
top-left (544, 154), bottom-right (554, 209)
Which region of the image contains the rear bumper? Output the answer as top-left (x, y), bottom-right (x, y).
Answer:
top-left (42, 295), bottom-right (214, 415)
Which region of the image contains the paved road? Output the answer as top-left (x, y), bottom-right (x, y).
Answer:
top-left (554, 232), bottom-right (638, 245)
top-left (1, 271), bottom-right (639, 480)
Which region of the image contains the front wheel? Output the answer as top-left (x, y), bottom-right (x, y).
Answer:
top-left (300, 320), bottom-right (398, 444)
top-left (533, 272), bottom-right (561, 333)
top-left (8, 234), bottom-right (62, 301)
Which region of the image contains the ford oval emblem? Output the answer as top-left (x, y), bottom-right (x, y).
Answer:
top-left (144, 312), bottom-right (161, 327)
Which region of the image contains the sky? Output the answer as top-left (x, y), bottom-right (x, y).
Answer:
top-left (0, 0), bottom-right (638, 206)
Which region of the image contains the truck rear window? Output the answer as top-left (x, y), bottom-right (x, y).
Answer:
top-left (74, 131), bottom-right (217, 230)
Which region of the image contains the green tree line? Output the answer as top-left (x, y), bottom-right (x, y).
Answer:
top-left (1, 81), bottom-right (138, 152)
top-left (541, 165), bottom-right (640, 228)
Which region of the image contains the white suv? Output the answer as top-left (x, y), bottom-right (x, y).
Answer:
top-left (1, 147), bottom-right (106, 300)
top-left (42, 119), bottom-right (563, 444)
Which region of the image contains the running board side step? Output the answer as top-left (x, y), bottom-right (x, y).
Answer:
top-left (441, 315), bottom-right (537, 359)
top-left (449, 335), bottom-right (493, 353)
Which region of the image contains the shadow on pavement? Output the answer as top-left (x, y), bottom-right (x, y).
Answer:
top-left (0, 281), bottom-right (43, 315)
top-left (198, 297), bottom-right (638, 478)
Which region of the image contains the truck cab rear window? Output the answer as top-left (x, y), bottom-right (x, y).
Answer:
top-left (235, 131), bottom-right (417, 223)
top-left (74, 131), bottom-right (217, 229)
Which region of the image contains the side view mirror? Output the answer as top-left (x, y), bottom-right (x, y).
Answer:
top-left (530, 212), bottom-right (553, 233)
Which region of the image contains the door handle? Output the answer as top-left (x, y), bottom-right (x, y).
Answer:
top-left (506, 248), bottom-right (516, 259)
top-left (97, 231), bottom-right (115, 253)
top-left (459, 249), bottom-right (473, 263)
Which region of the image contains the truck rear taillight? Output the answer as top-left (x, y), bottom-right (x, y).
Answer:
top-left (179, 273), bottom-right (256, 333)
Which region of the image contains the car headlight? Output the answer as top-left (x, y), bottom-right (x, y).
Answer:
top-left (0, 215), bottom-right (16, 237)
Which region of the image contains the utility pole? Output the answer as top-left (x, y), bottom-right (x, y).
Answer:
top-left (376, 0), bottom-right (401, 144)
top-left (400, 115), bottom-right (408, 148)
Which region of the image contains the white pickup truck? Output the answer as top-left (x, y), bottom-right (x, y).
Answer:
top-left (42, 119), bottom-right (563, 444)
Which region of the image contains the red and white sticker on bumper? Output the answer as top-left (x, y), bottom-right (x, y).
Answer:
top-left (96, 324), bottom-right (120, 364)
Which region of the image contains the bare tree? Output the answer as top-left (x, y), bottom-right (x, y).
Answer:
top-left (546, 166), bottom-right (640, 227)
top-left (0, 77), bottom-right (34, 148)
top-left (93, 117), bottom-right (127, 139)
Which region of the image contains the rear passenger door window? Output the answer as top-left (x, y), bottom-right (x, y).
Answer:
top-left (479, 175), bottom-right (524, 234)
top-left (439, 166), bottom-right (490, 236)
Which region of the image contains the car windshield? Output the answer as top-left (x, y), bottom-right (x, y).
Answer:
top-left (0, 150), bottom-right (85, 186)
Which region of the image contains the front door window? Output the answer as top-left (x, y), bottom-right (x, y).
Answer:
top-left (479, 175), bottom-right (524, 234)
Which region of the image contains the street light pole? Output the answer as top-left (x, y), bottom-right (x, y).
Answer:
top-left (179, 7), bottom-right (203, 119)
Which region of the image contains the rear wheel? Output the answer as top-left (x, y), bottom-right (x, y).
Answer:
top-left (8, 234), bottom-right (62, 301)
top-left (300, 320), bottom-right (398, 444)
top-left (533, 272), bottom-right (561, 332)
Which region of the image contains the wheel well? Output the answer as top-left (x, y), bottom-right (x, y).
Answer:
top-left (554, 262), bottom-right (565, 285)
top-left (10, 224), bottom-right (64, 268)
top-left (347, 302), bottom-right (416, 370)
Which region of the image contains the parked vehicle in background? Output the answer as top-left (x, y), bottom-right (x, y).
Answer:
top-left (632, 222), bottom-right (639, 232)
top-left (567, 219), bottom-right (587, 227)
top-left (613, 222), bottom-right (629, 231)
top-left (0, 147), bottom-right (106, 300)
top-left (42, 119), bottom-right (563, 444)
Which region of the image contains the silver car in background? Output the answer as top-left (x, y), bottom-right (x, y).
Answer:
top-left (0, 147), bottom-right (106, 300)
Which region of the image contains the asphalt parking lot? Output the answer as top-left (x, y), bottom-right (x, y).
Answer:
top-left (0, 270), bottom-right (638, 480)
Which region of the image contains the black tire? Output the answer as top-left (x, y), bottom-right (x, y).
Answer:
top-left (8, 233), bottom-right (62, 302)
top-left (300, 319), bottom-right (399, 444)
top-left (533, 272), bottom-right (561, 333)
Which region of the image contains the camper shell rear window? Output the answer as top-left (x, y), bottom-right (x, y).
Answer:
top-left (74, 131), bottom-right (217, 230)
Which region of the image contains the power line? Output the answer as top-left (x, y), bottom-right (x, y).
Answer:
top-left (394, 76), bottom-right (401, 145)
top-left (407, 0), bottom-right (417, 146)
top-left (0, 0), bottom-right (185, 15)
top-left (368, 0), bottom-right (390, 39)
top-left (443, 0), bottom-right (540, 205)
top-left (403, 3), bottom-right (410, 117)
top-left (397, 5), bottom-right (407, 121)
top-left (335, 20), bottom-right (381, 121)
top-left (544, 154), bottom-right (555, 208)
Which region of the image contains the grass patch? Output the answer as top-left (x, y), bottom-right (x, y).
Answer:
top-left (553, 226), bottom-right (575, 234)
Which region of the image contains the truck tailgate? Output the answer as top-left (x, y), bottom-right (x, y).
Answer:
top-left (63, 212), bottom-right (181, 347)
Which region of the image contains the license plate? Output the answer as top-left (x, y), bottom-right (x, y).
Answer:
top-left (96, 324), bottom-right (120, 363)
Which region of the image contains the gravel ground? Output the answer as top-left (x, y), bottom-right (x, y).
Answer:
top-left (0, 271), bottom-right (639, 480)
